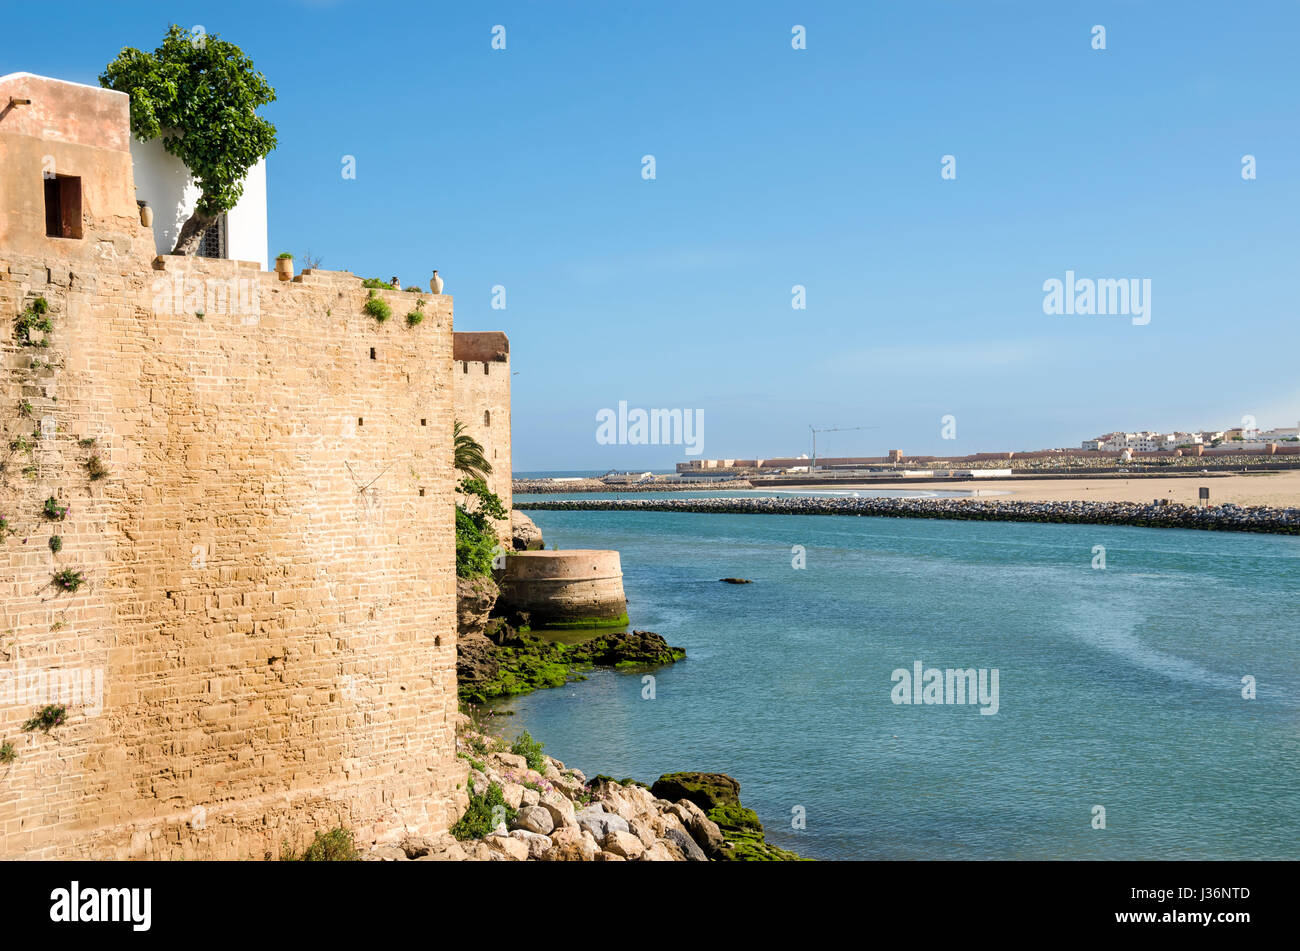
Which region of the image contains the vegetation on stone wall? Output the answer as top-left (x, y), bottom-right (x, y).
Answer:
top-left (0, 741), bottom-right (16, 765)
top-left (281, 827), bottom-right (358, 861)
top-left (22, 705), bottom-right (67, 733)
top-left (363, 290), bottom-right (391, 323)
top-left (51, 568), bottom-right (86, 594)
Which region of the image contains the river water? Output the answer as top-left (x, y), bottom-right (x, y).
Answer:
top-left (498, 497), bottom-right (1300, 860)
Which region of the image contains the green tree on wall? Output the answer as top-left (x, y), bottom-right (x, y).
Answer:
top-left (100, 25), bottom-right (277, 255)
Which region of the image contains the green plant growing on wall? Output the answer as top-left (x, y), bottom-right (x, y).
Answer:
top-left (78, 437), bottom-right (96, 448)
top-left (18, 400), bottom-right (33, 418)
top-left (0, 741), bottom-right (16, 765)
top-left (361, 278), bottom-right (395, 290)
top-left (22, 705), bottom-right (67, 733)
top-left (52, 568), bottom-right (86, 593)
top-left (9, 434), bottom-right (36, 454)
top-left (48, 535), bottom-right (63, 554)
top-left (84, 455), bottom-right (109, 481)
top-left (14, 297), bottom-right (52, 346)
top-left (100, 25), bottom-right (278, 255)
top-left (406, 299), bottom-right (426, 327)
top-left (363, 290), bottom-right (392, 323)
top-left (276, 252), bottom-right (294, 261)
top-left (43, 498), bottom-right (68, 521)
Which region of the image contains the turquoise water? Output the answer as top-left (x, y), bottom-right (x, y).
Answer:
top-left (497, 509), bottom-right (1300, 860)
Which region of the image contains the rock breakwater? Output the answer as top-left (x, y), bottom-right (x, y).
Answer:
top-left (515, 497), bottom-right (1300, 535)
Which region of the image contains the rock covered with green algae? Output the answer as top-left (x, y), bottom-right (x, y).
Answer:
top-left (652, 771), bottom-right (806, 861)
top-left (458, 625), bottom-right (685, 704)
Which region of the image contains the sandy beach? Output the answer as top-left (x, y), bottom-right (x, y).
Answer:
top-left (785, 470), bottom-right (1300, 509)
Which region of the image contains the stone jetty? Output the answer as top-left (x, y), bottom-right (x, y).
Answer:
top-left (515, 496), bottom-right (1300, 535)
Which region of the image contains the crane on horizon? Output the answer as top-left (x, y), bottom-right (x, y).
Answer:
top-left (809, 424), bottom-right (879, 471)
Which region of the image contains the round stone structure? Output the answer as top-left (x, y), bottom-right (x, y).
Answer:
top-left (496, 550), bottom-right (628, 629)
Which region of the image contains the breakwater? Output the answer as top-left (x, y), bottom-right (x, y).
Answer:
top-left (514, 478), bottom-right (753, 494)
top-left (515, 496), bottom-right (1300, 535)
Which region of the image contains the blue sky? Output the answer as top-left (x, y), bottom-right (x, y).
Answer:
top-left (4, 1), bottom-right (1299, 469)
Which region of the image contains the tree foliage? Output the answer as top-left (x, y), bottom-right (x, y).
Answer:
top-left (100, 25), bottom-right (277, 254)
top-left (454, 420), bottom-right (493, 482)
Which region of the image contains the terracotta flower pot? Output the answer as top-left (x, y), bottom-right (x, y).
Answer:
top-left (275, 257), bottom-right (294, 281)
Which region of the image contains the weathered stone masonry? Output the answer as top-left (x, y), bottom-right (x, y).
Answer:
top-left (452, 331), bottom-right (512, 539)
top-left (1, 73), bottom-right (467, 858)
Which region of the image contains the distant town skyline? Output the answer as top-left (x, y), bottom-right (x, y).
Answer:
top-left (5, 0), bottom-right (1296, 472)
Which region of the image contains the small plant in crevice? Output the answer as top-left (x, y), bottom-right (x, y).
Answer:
top-left (0, 741), bottom-right (16, 765)
top-left (48, 535), bottom-right (63, 554)
top-left (8, 434), bottom-right (36, 454)
top-left (84, 455), bottom-right (109, 481)
top-left (22, 704), bottom-right (67, 733)
top-left (18, 400), bottom-right (33, 418)
top-left (78, 437), bottom-right (96, 448)
top-left (0, 515), bottom-right (14, 538)
top-left (363, 290), bottom-right (392, 323)
top-left (43, 497), bottom-right (69, 521)
top-left (52, 568), bottom-right (86, 593)
top-left (406, 298), bottom-right (426, 327)
top-left (14, 297), bottom-right (53, 346)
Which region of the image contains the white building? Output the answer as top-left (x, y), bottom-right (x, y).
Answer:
top-left (1, 72), bottom-right (269, 270)
top-left (131, 137), bottom-right (268, 271)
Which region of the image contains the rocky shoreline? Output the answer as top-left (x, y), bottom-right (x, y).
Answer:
top-left (360, 724), bottom-right (802, 861)
top-left (515, 496), bottom-right (1300, 534)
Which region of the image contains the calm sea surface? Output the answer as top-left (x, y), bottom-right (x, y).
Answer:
top-left (497, 499), bottom-right (1300, 860)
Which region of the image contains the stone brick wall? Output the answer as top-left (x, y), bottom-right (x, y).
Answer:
top-left (453, 332), bottom-right (511, 540)
top-left (1, 247), bottom-right (465, 859)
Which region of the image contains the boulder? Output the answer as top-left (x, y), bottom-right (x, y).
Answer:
top-left (641, 841), bottom-right (678, 861)
top-left (501, 782), bottom-right (526, 810)
top-left (514, 804), bottom-right (555, 836)
top-left (663, 827), bottom-right (708, 862)
top-left (604, 829), bottom-right (646, 859)
top-left (485, 834), bottom-right (530, 861)
top-left (497, 752), bottom-right (528, 772)
top-left (651, 772), bottom-right (741, 811)
top-left (670, 800), bottom-right (725, 856)
top-left (543, 827), bottom-right (599, 862)
top-left (575, 804), bottom-right (630, 843)
top-left (628, 816), bottom-right (657, 849)
top-left (539, 791), bottom-right (577, 830)
top-left (509, 829), bottom-right (553, 859)
top-left (511, 510), bottom-right (545, 551)
top-left (456, 575), bottom-right (500, 637)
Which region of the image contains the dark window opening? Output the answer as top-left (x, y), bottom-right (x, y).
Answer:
top-left (44, 175), bottom-right (83, 239)
top-left (198, 214), bottom-right (228, 259)
top-left (483, 363), bottom-right (489, 375)
top-left (369, 347), bottom-right (376, 360)
top-left (461, 362), bottom-right (468, 373)
top-left (483, 410), bottom-right (490, 427)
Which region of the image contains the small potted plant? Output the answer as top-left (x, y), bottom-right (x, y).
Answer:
top-left (275, 252), bottom-right (294, 281)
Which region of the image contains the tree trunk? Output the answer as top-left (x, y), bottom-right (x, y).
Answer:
top-left (170, 209), bottom-right (218, 256)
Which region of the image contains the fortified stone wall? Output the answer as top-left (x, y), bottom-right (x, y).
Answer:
top-left (0, 74), bottom-right (465, 858)
top-left (452, 331), bottom-right (511, 540)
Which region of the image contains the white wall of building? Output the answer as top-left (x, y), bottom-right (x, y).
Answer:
top-left (129, 137), bottom-right (268, 270)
